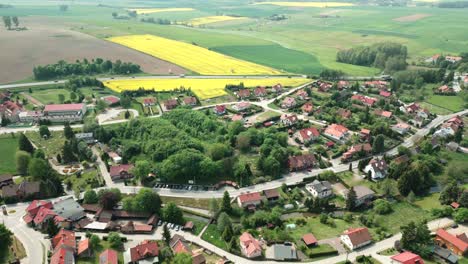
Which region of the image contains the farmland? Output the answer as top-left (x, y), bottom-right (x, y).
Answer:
top-left (253, 2), bottom-right (355, 7)
top-left (187, 16), bottom-right (249, 26)
top-left (108, 34), bottom-right (284, 75)
top-left (0, 135), bottom-right (18, 175)
top-left (128, 8), bottom-right (195, 15)
top-left (103, 77), bottom-right (310, 100)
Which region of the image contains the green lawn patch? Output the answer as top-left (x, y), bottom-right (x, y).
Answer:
top-left (27, 88), bottom-right (71, 104)
top-left (201, 224), bottom-right (229, 251)
top-left (63, 169), bottom-right (102, 193)
top-left (26, 131), bottom-right (65, 158)
top-left (0, 135), bottom-right (18, 175)
top-left (256, 111), bottom-right (281, 123)
top-left (287, 216), bottom-right (361, 241)
top-left (184, 216), bottom-right (209, 236)
top-left (414, 193), bottom-right (444, 211)
top-left (160, 196), bottom-right (217, 210)
top-left (425, 95), bottom-right (465, 113)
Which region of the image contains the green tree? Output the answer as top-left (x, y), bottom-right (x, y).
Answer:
top-left (439, 182), bottom-right (461, 205)
top-left (221, 191), bottom-right (232, 213)
top-left (99, 190), bottom-right (121, 210)
top-left (63, 122), bottom-right (74, 139)
top-left (372, 134), bottom-right (385, 153)
top-left (28, 158), bottom-right (49, 181)
top-left (0, 224), bottom-right (13, 260)
top-left (131, 160), bottom-right (151, 182)
top-left (39, 125), bottom-right (50, 138)
top-left (108, 232), bottom-right (122, 249)
top-left (407, 191), bottom-right (416, 203)
top-left (18, 133), bottom-right (34, 153)
top-left (222, 225), bottom-right (233, 242)
top-left (346, 187), bottom-right (357, 211)
top-left (11, 16), bottom-right (19, 27)
top-left (15, 150), bottom-right (30, 175)
top-left (70, 92), bottom-right (77, 101)
top-left (163, 202), bottom-right (184, 225)
top-left (163, 224), bottom-right (171, 246)
top-left (172, 253), bottom-right (192, 264)
top-left (209, 198), bottom-right (219, 217)
top-left (400, 221), bottom-right (431, 257)
top-left (458, 192), bottom-right (468, 208)
top-left (125, 188), bottom-right (161, 214)
top-left (263, 156), bottom-right (281, 178)
top-left (45, 218), bottom-right (59, 237)
top-left (236, 133), bottom-right (251, 153)
top-left (96, 100), bottom-right (107, 112)
top-left (217, 212), bottom-right (232, 232)
top-left (83, 190), bottom-right (98, 204)
top-left (62, 140), bottom-right (76, 163)
top-left (2, 16), bottom-right (11, 30)
top-left (89, 235), bottom-right (100, 251)
top-left (373, 199), bottom-right (392, 214)
top-left (120, 96), bottom-right (131, 109)
top-left (58, 94), bottom-right (65, 103)
top-left (454, 208), bottom-right (468, 223)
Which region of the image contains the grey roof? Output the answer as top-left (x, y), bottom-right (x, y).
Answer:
top-left (434, 246), bottom-right (459, 264)
top-left (354, 185), bottom-right (375, 199)
top-left (370, 159), bottom-right (388, 174)
top-left (54, 197), bottom-right (85, 221)
top-left (307, 180), bottom-right (332, 193)
top-left (266, 244), bottom-right (297, 260)
top-left (76, 133), bottom-right (93, 139)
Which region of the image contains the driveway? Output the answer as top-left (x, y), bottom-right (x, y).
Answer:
top-left (318, 237), bottom-right (347, 254)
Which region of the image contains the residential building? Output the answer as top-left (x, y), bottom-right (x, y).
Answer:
top-left (344, 185), bottom-right (375, 207)
top-left (265, 243), bottom-right (298, 261)
top-left (239, 232), bottom-right (262, 259)
top-left (43, 104), bottom-right (87, 122)
top-left (360, 128), bottom-right (371, 142)
top-left (305, 180), bottom-right (333, 198)
top-left (379, 90), bottom-right (392, 98)
top-left (434, 116), bottom-right (464, 138)
top-left (232, 102), bottom-right (251, 112)
top-left (237, 89), bottom-right (251, 99)
top-left (364, 158), bottom-right (388, 180)
top-left (434, 246), bottom-right (459, 264)
top-left (77, 239), bottom-right (91, 257)
top-left (374, 109), bottom-right (393, 119)
top-left (143, 98), bottom-right (156, 107)
top-left (52, 229), bottom-right (76, 253)
top-left (446, 56), bottom-right (462, 63)
top-left (435, 229), bottom-right (468, 256)
top-left (337, 81), bottom-right (350, 90)
top-left (342, 143), bottom-right (372, 161)
top-left (296, 127), bottom-right (320, 143)
top-left (301, 102), bottom-right (313, 115)
top-left (100, 249), bottom-right (118, 264)
top-left (319, 82), bottom-right (332, 92)
top-left (0, 100), bottom-right (22, 122)
top-left (437, 85), bottom-right (454, 94)
top-left (124, 240), bottom-right (159, 264)
top-left (18, 111), bottom-right (44, 123)
top-left (364, 80), bottom-right (388, 89)
top-left (121, 221), bottom-right (153, 234)
top-left (391, 251), bottom-right (424, 264)
top-left (280, 114), bottom-right (298, 126)
top-left (337, 108), bottom-right (351, 119)
top-left (108, 152), bottom-right (122, 164)
top-left (340, 227), bottom-right (372, 250)
top-left (288, 154), bottom-right (316, 171)
top-left (295, 89), bottom-right (308, 100)
top-left (272, 83), bottom-right (283, 93)
top-left (110, 164), bottom-right (134, 181)
top-left (53, 197), bottom-right (85, 222)
top-left (302, 233), bottom-right (318, 247)
top-left (33, 206), bottom-right (58, 229)
top-left (213, 105), bottom-right (226, 115)
top-left (237, 192), bottom-right (263, 209)
top-left (24, 200), bottom-right (53, 224)
top-left (351, 94), bottom-right (378, 107)
top-left (75, 133), bottom-right (94, 144)
top-left (281, 97), bottom-right (296, 109)
top-left (392, 123), bottom-right (411, 135)
top-left (231, 114), bottom-right (244, 122)
top-left (183, 97), bottom-right (197, 106)
top-left (254, 86), bottom-right (267, 97)
top-left (164, 99), bottom-right (178, 110)
top-left (101, 95), bottom-right (120, 106)
top-left (1, 181), bottom-right (40, 200)
top-left (263, 189), bottom-right (280, 202)
top-left (324, 124), bottom-right (349, 142)
top-left (50, 247), bottom-right (75, 264)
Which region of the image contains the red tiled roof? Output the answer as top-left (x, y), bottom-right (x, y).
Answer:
top-left (351, 94), bottom-right (377, 106)
top-left (129, 240), bottom-right (159, 262)
top-left (26, 200), bottom-right (53, 217)
top-left (361, 128), bottom-right (371, 135)
top-left (237, 89), bottom-right (251, 97)
top-left (33, 207), bottom-right (57, 225)
top-left (214, 105), bottom-right (226, 113)
top-left (23, 214), bottom-right (33, 224)
top-left (44, 104), bottom-right (84, 112)
top-left (183, 97), bottom-right (197, 105)
top-left (109, 164), bottom-right (134, 177)
top-left (379, 91), bottom-right (392, 97)
top-left (254, 86), bottom-right (267, 96)
top-left (302, 102), bottom-right (313, 113)
top-left (451, 202), bottom-right (460, 209)
top-left (143, 98), bottom-right (156, 105)
top-left (302, 233), bottom-right (318, 245)
top-left (436, 229), bottom-right (468, 253)
top-left (99, 249), bottom-right (118, 264)
top-left (239, 232), bottom-right (262, 257)
top-left (391, 251), bottom-right (424, 264)
top-left (324, 124), bottom-right (349, 138)
top-left (238, 192), bottom-right (262, 204)
top-left (299, 127), bottom-right (320, 141)
top-left (52, 229), bottom-right (76, 251)
top-left (50, 247), bottom-right (74, 264)
top-left (77, 239), bottom-right (90, 255)
top-left (172, 240), bottom-right (191, 254)
top-left (134, 224), bottom-right (153, 232)
top-left (343, 227), bottom-right (372, 247)
top-left (102, 96), bottom-right (120, 104)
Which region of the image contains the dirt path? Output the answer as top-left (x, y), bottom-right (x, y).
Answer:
top-left (21, 92), bottom-right (43, 106)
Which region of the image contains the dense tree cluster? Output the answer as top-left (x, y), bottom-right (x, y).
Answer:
top-left (336, 42), bottom-right (407, 72)
top-left (400, 221), bottom-right (432, 257)
top-left (33, 59), bottom-right (141, 80)
top-left (122, 188), bottom-right (162, 214)
top-left (439, 1), bottom-right (468, 8)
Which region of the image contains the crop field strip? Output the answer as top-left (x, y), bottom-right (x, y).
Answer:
top-left (103, 78), bottom-right (310, 100)
top-left (253, 1), bottom-right (355, 7)
top-left (187, 16), bottom-right (249, 26)
top-left (107, 34), bottom-right (284, 75)
top-left (127, 8), bottom-right (195, 14)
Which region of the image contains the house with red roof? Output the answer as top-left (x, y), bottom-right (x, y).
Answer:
top-left (239, 232), bottom-right (262, 258)
top-left (101, 96), bottom-right (121, 106)
top-left (437, 85), bottom-right (454, 94)
top-left (100, 249), bottom-right (118, 264)
top-left (124, 240), bottom-right (159, 264)
top-left (272, 83), bottom-right (283, 93)
top-left (340, 227), bottom-right (372, 250)
top-left (319, 82), bottom-right (332, 92)
top-left (324, 124), bottom-right (349, 142)
top-left (288, 154), bottom-right (316, 171)
top-left (391, 251), bottom-right (424, 264)
top-left (23, 200), bottom-right (53, 225)
top-left (280, 114), bottom-right (298, 126)
top-left (302, 233), bottom-right (318, 247)
top-left (435, 229), bottom-right (468, 256)
top-left (50, 247), bottom-right (75, 264)
top-left (164, 99), bottom-right (178, 110)
top-left (254, 86), bottom-right (267, 97)
top-left (301, 102), bottom-right (314, 115)
top-left (109, 164), bottom-right (134, 181)
top-left (296, 127), bottom-right (320, 143)
top-left (281, 97), bottom-right (296, 109)
top-left (183, 96), bottom-right (197, 106)
top-left (43, 103), bottom-right (87, 122)
top-left (295, 89), bottom-right (308, 100)
top-left (232, 102), bottom-right (251, 112)
top-left (213, 105), bottom-right (226, 115)
top-left (237, 89), bottom-right (251, 99)
top-left (360, 128), bottom-right (371, 142)
top-left (342, 143), bottom-right (372, 161)
top-left (143, 98), bottom-right (156, 107)
top-left (52, 229), bottom-right (76, 253)
top-left (351, 94), bottom-right (378, 107)
top-left (237, 192), bottom-right (263, 209)
top-left (379, 90), bottom-right (392, 98)
top-left (374, 109), bottom-right (393, 119)
top-left (338, 81), bottom-right (350, 90)
top-left (0, 100), bottom-right (22, 122)
top-left (33, 206), bottom-right (58, 229)
top-left (337, 108), bottom-right (351, 119)
top-left (392, 122), bottom-right (411, 135)
top-left (364, 80), bottom-right (388, 89)
top-left (77, 239), bottom-right (91, 257)
top-left (445, 56), bottom-right (462, 63)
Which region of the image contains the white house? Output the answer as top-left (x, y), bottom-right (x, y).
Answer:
top-left (340, 227), bottom-right (372, 251)
top-left (305, 180), bottom-right (333, 198)
top-left (364, 158), bottom-right (388, 180)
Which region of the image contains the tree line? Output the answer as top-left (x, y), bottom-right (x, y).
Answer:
top-left (336, 42), bottom-right (407, 73)
top-left (33, 58), bottom-right (141, 80)
top-left (439, 1), bottom-right (468, 8)
top-left (2, 16), bottom-right (20, 30)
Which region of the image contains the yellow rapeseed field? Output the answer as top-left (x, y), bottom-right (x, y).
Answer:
top-left (104, 78), bottom-right (310, 100)
top-left (188, 16), bottom-right (249, 26)
top-left (127, 8), bottom-right (195, 14)
top-left (253, 2), bottom-right (354, 7)
top-left (107, 34), bottom-right (283, 75)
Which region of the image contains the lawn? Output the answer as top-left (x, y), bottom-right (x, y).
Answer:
top-left (201, 224), bottom-right (229, 251)
top-left (288, 216), bottom-right (362, 241)
top-left (26, 130), bottom-right (66, 158)
top-left (425, 95), bottom-right (465, 112)
top-left (63, 169), bottom-right (103, 193)
top-left (414, 193), bottom-right (444, 211)
top-left (4, 236), bottom-right (26, 263)
top-left (27, 88), bottom-right (72, 104)
top-left (184, 216), bottom-right (209, 236)
top-left (0, 135), bottom-right (18, 175)
top-left (160, 196), bottom-right (217, 210)
top-left (76, 240), bottom-right (124, 264)
top-left (255, 111), bottom-right (281, 123)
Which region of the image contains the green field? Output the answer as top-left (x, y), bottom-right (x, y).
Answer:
top-left (28, 88), bottom-right (72, 104)
top-left (0, 135), bottom-right (18, 175)
top-left (425, 95), bottom-right (465, 112)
